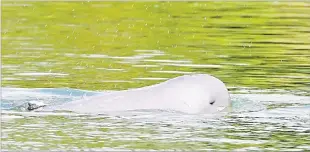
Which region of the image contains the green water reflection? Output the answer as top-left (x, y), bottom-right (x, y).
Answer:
top-left (2, 2), bottom-right (310, 94)
top-left (1, 2), bottom-right (310, 151)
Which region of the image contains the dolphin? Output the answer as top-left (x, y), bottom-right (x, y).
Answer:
top-left (34, 74), bottom-right (231, 114)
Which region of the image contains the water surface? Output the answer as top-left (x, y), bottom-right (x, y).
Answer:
top-left (1, 1), bottom-right (310, 151)
top-left (2, 2), bottom-right (310, 93)
top-left (2, 87), bottom-right (310, 151)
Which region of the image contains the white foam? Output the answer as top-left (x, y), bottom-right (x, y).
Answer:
top-left (233, 94), bottom-right (310, 104)
top-left (1, 115), bottom-right (24, 120)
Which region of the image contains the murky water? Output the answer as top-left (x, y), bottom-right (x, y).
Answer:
top-left (1, 1), bottom-right (310, 151)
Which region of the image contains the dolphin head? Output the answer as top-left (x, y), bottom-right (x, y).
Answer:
top-left (208, 88), bottom-right (232, 113)
top-left (194, 74), bottom-right (232, 114)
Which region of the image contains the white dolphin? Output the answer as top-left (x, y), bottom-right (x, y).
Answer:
top-left (40, 74), bottom-right (231, 114)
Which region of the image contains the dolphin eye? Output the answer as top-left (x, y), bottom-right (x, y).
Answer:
top-left (210, 100), bottom-right (215, 105)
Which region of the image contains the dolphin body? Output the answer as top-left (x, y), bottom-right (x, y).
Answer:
top-left (39, 74), bottom-right (231, 114)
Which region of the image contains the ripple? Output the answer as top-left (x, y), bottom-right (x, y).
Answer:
top-left (160, 63), bottom-right (222, 68)
top-left (96, 68), bottom-right (126, 71)
top-left (132, 77), bottom-right (169, 81)
top-left (79, 50), bottom-right (164, 61)
top-left (2, 77), bottom-right (21, 81)
top-left (1, 3), bottom-right (33, 7)
top-left (80, 54), bottom-right (107, 58)
top-left (101, 80), bottom-right (133, 83)
top-left (222, 62), bottom-right (249, 66)
top-left (73, 66), bottom-right (85, 70)
top-left (14, 72), bottom-right (69, 76)
top-left (2, 65), bottom-right (20, 68)
top-left (192, 137), bottom-right (267, 144)
top-left (271, 75), bottom-right (310, 79)
top-left (14, 47), bottom-right (54, 51)
top-left (143, 59), bottom-right (191, 63)
top-left (150, 70), bottom-right (195, 74)
top-left (132, 64), bottom-right (160, 68)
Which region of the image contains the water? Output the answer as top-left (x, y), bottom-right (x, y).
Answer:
top-left (2, 88), bottom-right (310, 151)
top-left (1, 1), bottom-right (310, 151)
top-left (2, 2), bottom-right (310, 93)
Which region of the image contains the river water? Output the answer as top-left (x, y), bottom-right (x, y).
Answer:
top-left (2, 87), bottom-right (310, 151)
top-left (2, 1), bottom-right (310, 151)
